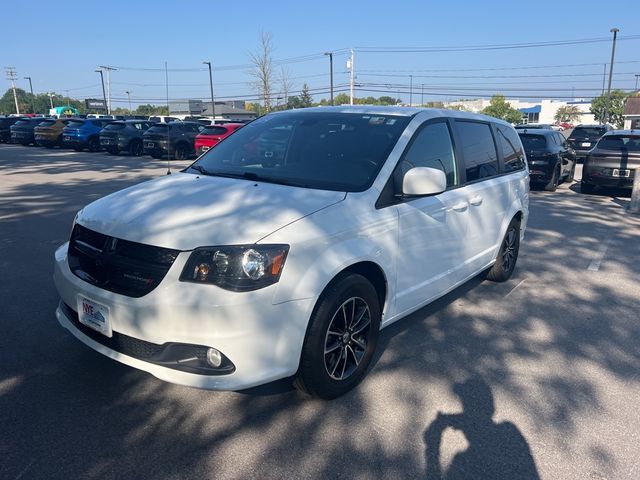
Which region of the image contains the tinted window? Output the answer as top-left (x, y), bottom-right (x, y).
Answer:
top-left (597, 135), bottom-right (640, 152)
top-left (13, 120), bottom-right (31, 126)
top-left (38, 120), bottom-right (56, 127)
top-left (104, 123), bottom-right (126, 130)
top-left (519, 134), bottom-right (547, 150)
top-left (397, 121), bottom-right (458, 188)
top-left (202, 126), bottom-right (228, 135)
top-left (67, 121), bottom-right (85, 128)
top-left (573, 127), bottom-right (606, 138)
top-left (147, 124), bottom-right (169, 133)
top-left (496, 125), bottom-right (525, 172)
top-left (456, 121), bottom-right (499, 182)
top-left (190, 112), bottom-right (411, 192)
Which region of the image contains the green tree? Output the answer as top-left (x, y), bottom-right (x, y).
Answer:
top-left (554, 105), bottom-right (582, 123)
top-left (299, 83), bottom-right (313, 107)
top-left (333, 93), bottom-right (351, 105)
top-left (590, 90), bottom-right (628, 128)
top-left (378, 96), bottom-right (399, 105)
top-left (134, 104), bottom-right (168, 116)
top-left (481, 94), bottom-right (522, 124)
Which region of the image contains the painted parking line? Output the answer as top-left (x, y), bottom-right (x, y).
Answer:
top-left (588, 234), bottom-right (613, 272)
top-left (505, 277), bottom-right (527, 297)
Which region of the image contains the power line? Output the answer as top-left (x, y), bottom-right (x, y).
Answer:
top-left (358, 60), bottom-right (640, 73)
top-left (358, 71), bottom-right (640, 79)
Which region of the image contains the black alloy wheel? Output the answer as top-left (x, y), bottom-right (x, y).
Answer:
top-left (485, 217), bottom-right (520, 282)
top-left (295, 273), bottom-right (381, 399)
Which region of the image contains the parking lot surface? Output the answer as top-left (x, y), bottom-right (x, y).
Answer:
top-left (1, 144), bottom-right (639, 479)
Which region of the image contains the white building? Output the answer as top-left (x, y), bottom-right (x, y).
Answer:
top-left (443, 98), bottom-right (595, 124)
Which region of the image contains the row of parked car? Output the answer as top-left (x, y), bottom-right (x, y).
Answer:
top-left (515, 123), bottom-right (638, 193)
top-left (0, 115), bottom-right (246, 160)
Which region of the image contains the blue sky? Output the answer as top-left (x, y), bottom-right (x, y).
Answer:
top-left (2, 0), bottom-right (639, 107)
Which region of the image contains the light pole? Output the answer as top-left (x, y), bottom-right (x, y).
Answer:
top-left (203, 61), bottom-right (216, 119)
top-left (98, 66), bottom-right (116, 114)
top-left (635, 74), bottom-right (640, 91)
top-left (602, 28), bottom-right (619, 125)
top-left (409, 74), bottom-right (413, 106)
top-left (421, 84), bottom-right (424, 106)
top-left (95, 69), bottom-right (108, 115)
top-left (324, 52), bottom-right (334, 105)
top-left (125, 90), bottom-right (132, 113)
top-left (24, 76), bottom-right (35, 114)
top-left (47, 93), bottom-right (54, 109)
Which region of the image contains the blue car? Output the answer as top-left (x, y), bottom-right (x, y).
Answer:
top-left (62, 118), bottom-right (114, 152)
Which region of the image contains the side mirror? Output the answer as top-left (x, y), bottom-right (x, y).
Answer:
top-left (402, 167), bottom-right (447, 197)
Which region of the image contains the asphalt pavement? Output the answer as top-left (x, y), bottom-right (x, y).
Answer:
top-left (1, 143), bottom-right (639, 480)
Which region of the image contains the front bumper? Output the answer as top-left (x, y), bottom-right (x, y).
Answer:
top-left (53, 242), bottom-right (315, 390)
top-left (582, 169), bottom-right (635, 189)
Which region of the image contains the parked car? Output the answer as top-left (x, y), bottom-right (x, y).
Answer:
top-left (34, 118), bottom-right (71, 148)
top-left (53, 106), bottom-right (529, 399)
top-left (0, 116), bottom-right (24, 143)
top-left (581, 130), bottom-right (640, 194)
top-left (142, 121), bottom-right (203, 159)
top-left (518, 129), bottom-right (576, 191)
top-left (62, 118), bottom-right (114, 151)
top-left (567, 124), bottom-right (613, 162)
top-left (9, 117), bottom-right (46, 145)
top-left (194, 123), bottom-right (244, 155)
top-left (148, 116), bottom-right (180, 123)
top-left (557, 122), bottom-right (573, 130)
top-left (100, 120), bottom-right (155, 156)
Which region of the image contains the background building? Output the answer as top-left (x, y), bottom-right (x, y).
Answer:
top-left (169, 99), bottom-right (256, 121)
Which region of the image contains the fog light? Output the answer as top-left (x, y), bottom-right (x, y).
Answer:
top-left (206, 348), bottom-right (222, 368)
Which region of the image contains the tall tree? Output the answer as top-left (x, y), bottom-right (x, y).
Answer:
top-left (554, 105), bottom-right (582, 123)
top-left (481, 94), bottom-right (522, 124)
top-left (590, 90), bottom-right (628, 128)
top-left (299, 83), bottom-right (313, 107)
top-left (248, 31), bottom-right (274, 112)
top-left (279, 66), bottom-right (293, 107)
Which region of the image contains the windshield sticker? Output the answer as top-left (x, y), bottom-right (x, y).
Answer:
top-left (369, 116), bottom-right (385, 125)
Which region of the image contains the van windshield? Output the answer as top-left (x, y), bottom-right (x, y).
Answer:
top-left (187, 112), bottom-right (411, 192)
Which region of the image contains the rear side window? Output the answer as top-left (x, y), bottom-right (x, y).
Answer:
top-left (496, 125), bottom-right (525, 172)
top-left (202, 126), bottom-right (228, 135)
top-left (67, 121), bottom-right (85, 128)
top-left (456, 121), bottom-right (499, 182)
top-left (397, 121), bottom-right (458, 188)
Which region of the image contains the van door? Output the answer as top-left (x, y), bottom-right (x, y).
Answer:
top-left (393, 120), bottom-right (469, 315)
top-left (453, 120), bottom-right (510, 273)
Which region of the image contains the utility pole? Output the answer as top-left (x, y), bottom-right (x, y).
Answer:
top-left (95, 69), bottom-right (108, 114)
top-left (5, 67), bottom-right (20, 115)
top-left (602, 28), bottom-right (619, 125)
top-left (324, 52), bottom-right (334, 105)
top-left (635, 74), bottom-right (640, 91)
top-left (409, 75), bottom-right (413, 106)
top-left (602, 63), bottom-right (606, 95)
top-left (98, 65), bottom-right (116, 114)
top-left (47, 93), bottom-right (54, 109)
top-left (125, 90), bottom-right (132, 113)
top-left (24, 76), bottom-right (35, 114)
top-left (421, 84), bottom-right (424, 106)
top-left (348, 49), bottom-right (355, 105)
top-left (203, 61), bottom-right (216, 119)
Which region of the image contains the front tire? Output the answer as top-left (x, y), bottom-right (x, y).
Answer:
top-left (174, 143), bottom-right (188, 160)
top-left (129, 140), bottom-right (143, 156)
top-left (544, 164), bottom-right (559, 191)
top-left (295, 273), bottom-right (381, 399)
top-left (485, 217), bottom-right (520, 282)
top-left (88, 137), bottom-right (100, 152)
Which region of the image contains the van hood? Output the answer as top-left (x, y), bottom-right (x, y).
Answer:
top-left (76, 172), bottom-right (345, 250)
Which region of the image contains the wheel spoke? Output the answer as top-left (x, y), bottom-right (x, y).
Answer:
top-left (329, 348), bottom-right (344, 378)
top-left (351, 336), bottom-right (366, 350)
top-left (352, 317), bottom-right (370, 336)
top-left (324, 342), bottom-right (341, 355)
top-left (349, 305), bottom-right (367, 330)
top-left (346, 345), bottom-right (360, 367)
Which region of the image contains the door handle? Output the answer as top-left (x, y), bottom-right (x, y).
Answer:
top-left (469, 195), bottom-right (483, 206)
top-left (451, 202), bottom-right (468, 212)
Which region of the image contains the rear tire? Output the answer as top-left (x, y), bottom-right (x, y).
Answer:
top-left (174, 143), bottom-right (188, 160)
top-left (544, 164), bottom-right (559, 192)
top-left (566, 162), bottom-right (576, 182)
top-left (88, 137), bottom-right (100, 152)
top-left (295, 273), bottom-right (381, 399)
top-left (129, 140), bottom-right (143, 156)
top-left (485, 217), bottom-right (520, 283)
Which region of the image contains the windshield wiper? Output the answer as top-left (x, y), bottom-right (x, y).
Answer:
top-left (189, 164), bottom-right (214, 176)
top-left (198, 170), bottom-right (310, 188)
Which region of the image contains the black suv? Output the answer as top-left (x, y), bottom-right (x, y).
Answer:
top-left (100, 120), bottom-right (155, 156)
top-left (567, 124), bottom-right (613, 162)
top-left (0, 116), bottom-right (24, 143)
top-left (142, 121), bottom-right (203, 159)
top-left (518, 129), bottom-right (576, 191)
top-left (581, 130), bottom-right (640, 194)
top-left (9, 117), bottom-right (46, 145)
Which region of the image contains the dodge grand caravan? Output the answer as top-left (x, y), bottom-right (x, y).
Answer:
top-left (54, 107), bottom-right (529, 399)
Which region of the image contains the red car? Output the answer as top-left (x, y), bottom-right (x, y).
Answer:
top-left (194, 123), bottom-right (244, 155)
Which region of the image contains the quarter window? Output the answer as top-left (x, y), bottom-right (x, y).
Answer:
top-left (396, 121), bottom-right (458, 189)
top-left (496, 125), bottom-right (525, 172)
top-left (456, 121), bottom-right (499, 181)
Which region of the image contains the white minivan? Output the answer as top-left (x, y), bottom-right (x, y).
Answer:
top-left (54, 106), bottom-right (529, 399)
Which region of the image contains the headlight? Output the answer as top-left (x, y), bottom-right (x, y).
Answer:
top-left (180, 245), bottom-right (289, 291)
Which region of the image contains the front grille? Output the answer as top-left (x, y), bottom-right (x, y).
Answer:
top-left (68, 224), bottom-right (180, 298)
